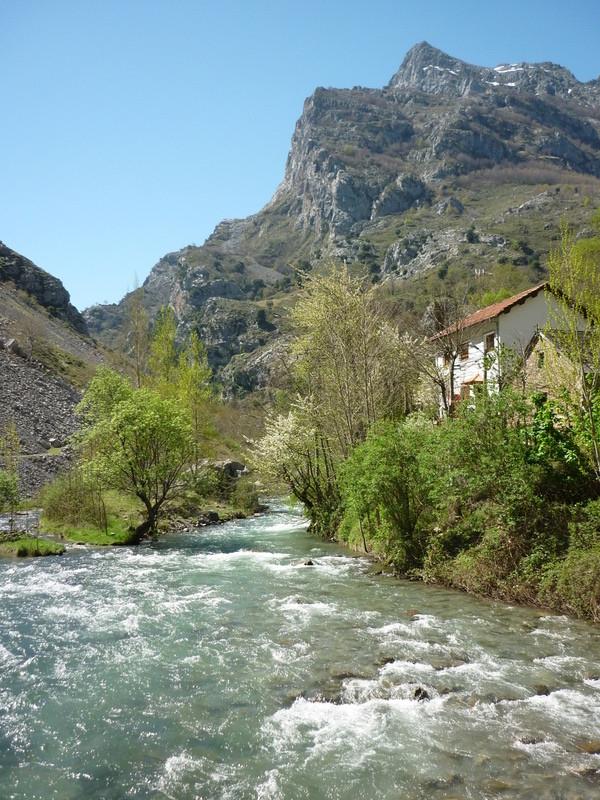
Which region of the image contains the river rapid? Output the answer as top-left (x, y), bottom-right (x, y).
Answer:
top-left (1, 501), bottom-right (600, 799)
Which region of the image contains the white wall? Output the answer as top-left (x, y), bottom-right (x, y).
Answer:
top-left (498, 291), bottom-right (547, 351)
top-left (434, 288), bottom-right (581, 413)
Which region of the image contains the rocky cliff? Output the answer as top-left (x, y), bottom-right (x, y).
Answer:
top-left (84, 43), bottom-right (600, 393)
top-left (0, 243), bottom-right (103, 494)
top-left (0, 242), bottom-right (88, 335)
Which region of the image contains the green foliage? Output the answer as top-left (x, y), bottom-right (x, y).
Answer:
top-left (0, 422), bottom-right (20, 516)
top-left (0, 537), bottom-right (65, 557)
top-left (0, 470), bottom-right (19, 512)
top-left (175, 331), bottom-right (213, 448)
top-left (41, 469), bottom-right (109, 530)
top-left (335, 386), bottom-right (600, 618)
top-left (540, 546), bottom-right (600, 621)
top-left (229, 475), bottom-right (260, 514)
top-left (475, 288), bottom-right (513, 307)
top-left (78, 376), bottom-right (193, 538)
top-left (339, 418), bottom-right (430, 569)
top-left (148, 306), bottom-right (178, 389)
top-left (465, 225), bottom-right (479, 244)
top-left (77, 367), bottom-right (133, 427)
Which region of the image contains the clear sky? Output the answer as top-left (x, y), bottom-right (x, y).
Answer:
top-left (2, 0), bottom-right (600, 309)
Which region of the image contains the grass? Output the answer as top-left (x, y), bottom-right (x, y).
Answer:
top-left (41, 516), bottom-right (139, 546)
top-left (0, 537), bottom-right (65, 557)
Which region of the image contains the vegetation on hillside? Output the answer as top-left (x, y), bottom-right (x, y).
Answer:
top-left (40, 307), bottom-right (258, 544)
top-left (254, 216), bottom-right (600, 621)
top-left (0, 423), bottom-right (20, 524)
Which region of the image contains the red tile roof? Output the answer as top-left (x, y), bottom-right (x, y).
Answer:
top-left (431, 282), bottom-right (548, 340)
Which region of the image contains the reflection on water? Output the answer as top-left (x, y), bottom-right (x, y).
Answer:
top-left (1, 500), bottom-right (599, 799)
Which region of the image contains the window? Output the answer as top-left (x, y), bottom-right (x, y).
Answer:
top-left (459, 342), bottom-right (469, 361)
top-left (484, 332), bottom-right (495, 353)
top-left (443, 352), bottom-right (451, 367)
top-left (537, 351), bottom-right (545, 369)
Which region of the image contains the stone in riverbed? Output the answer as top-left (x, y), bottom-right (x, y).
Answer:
top-left (413, 686), bottom-right (430, 701)
top-left (197, 511), bottom-right (221, 526)
top-left (483, 779), bottom-right (513, 793)
top-left (519, 735), bottom-right (544, 745)
top-left (576, 740), bottom-right (600, 754)
top-left (303, 559), bottom-right (315, 566)
top-left (534, 683), bottom-right (551, 695)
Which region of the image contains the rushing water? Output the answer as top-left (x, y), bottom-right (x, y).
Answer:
top-left (1, 501), bottom-right (600, 800)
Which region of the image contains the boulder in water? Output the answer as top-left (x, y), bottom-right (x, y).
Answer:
top-left (577, 740), bottom-right (600, 754)
top-left (534, 684), bottom-right (551, 696)
top-left (414, 687), bottom-right (430, 701)
top-left (303, 559), bottom-right (315, 566)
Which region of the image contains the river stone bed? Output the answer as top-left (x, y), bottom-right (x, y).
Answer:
top-left (1, 501), bottom-right (599, 799)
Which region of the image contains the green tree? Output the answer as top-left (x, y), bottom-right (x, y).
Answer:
top-left (0, 471), bottom-right (19, 513)
top-left (339, 418), bottom-right (429, 568)
top-left (78, 369), bottom-right (193, 540)
top-left (254, 266), bottom-right (416, 534)
top-left (126, 286), bottom-right (150, 388)
top-left (292, 265), bottom-right (413, 458)
top-left (547, 224), bottom-right (600, 479)
top-left (176, 331), bottom-right (213, 461)
top-left (0, 422), bottom-right (20, 529)
top-left (148, 306), bottom-right (178, 391)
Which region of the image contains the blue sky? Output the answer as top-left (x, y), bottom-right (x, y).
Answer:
top-left (2, 0), bottom-right (600, 309)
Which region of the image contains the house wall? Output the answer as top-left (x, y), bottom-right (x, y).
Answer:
top-left (435, 320), bottom-right (499, 409)
top-left (524, 335), bottom-right (581, 398)
top-left (498, 291), bottom-right (548, 351)
top-left (498, 291), bottom-right (586, 351)
top-left (455, 321), bottom-right (498, 390)
top-left (434, 288), bottom-right (586, 414)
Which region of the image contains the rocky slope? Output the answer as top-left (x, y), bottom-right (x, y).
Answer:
top-left (84, 43), bottom-right (600, 393)
top-left (1, 242), bottom-right (88, 334)
top-left (0, 243), bottom-right (103, 493)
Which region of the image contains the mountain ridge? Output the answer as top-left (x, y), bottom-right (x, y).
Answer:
top-left (83, 43), bottom-right (600, 393)
top-left (387, 41), bottom-right (600, 101)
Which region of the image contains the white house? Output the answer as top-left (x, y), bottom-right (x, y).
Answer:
top-left (431, 282), bottom-right (585, 413)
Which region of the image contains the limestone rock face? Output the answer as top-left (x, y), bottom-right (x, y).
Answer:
top-left (0, 242), bottom-right (88, 335)
top-left (388, 41), bottom-right (600, 105)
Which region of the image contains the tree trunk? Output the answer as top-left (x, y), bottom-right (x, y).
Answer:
top-left (133, 503), bottom-right (159, 543)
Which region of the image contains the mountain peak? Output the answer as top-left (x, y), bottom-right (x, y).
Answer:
top-left (387, 43), bottom-right (596, 104)
top-left (401, 41), bottom-right (456, 66)
top-left (387, 42), bottom-right (481, 95)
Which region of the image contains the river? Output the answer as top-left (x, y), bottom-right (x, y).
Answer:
top-left (1, 501), bottom-right (600, 799)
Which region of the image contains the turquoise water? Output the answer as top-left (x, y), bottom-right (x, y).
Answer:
top-left (1, 501), bottom-right (600, 799)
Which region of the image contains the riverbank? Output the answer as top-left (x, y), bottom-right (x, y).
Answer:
top-left (0, 535), bottom-right (65, 557)
top-left (335, 518), bottom-right (600, 624)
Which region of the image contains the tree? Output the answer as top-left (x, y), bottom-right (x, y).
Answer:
top-left (0, 422), bottom-right (20, 530)
top-left (176, 331), bottom-right (213, 461)
top-left (547, 224), bottom-right (600, 480)
top-left (339, 419), bottom-right (429, 567)
top-left (148, 306), bottom-right (178, 391)
top-left (254, 266), bottom-right (416, 533)
top-left (125, 286), bottom-right (150, 388)
top-left (0, 471), bottom-right (19, 513)
top-left (251, 397), bottom-right (339, 534)
top-left (291, 266), bottom-right (414, 459)
top-left (77, 369), bottom-right (193, 540)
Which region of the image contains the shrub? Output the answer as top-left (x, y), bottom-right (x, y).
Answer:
top-left (41, 470), bottom-right (108, 530)
top-left (540, 547), bottom-right (600, 621)
top-left (230, 475), bottom-right (260, 514)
